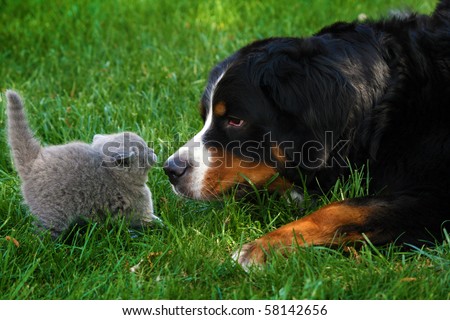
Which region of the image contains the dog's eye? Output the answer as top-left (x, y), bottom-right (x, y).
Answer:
top-left (227, 117), bottom-right (245, 127)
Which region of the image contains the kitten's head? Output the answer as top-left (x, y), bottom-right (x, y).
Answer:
top-left (92, 132), bottom-right (157, 175)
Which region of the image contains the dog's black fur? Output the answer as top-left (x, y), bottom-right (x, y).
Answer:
top-left (165, 1), bottom-right (450, 265)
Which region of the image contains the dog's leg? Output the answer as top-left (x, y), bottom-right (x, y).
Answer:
top-left (232, 194), bottom-right (446, 269)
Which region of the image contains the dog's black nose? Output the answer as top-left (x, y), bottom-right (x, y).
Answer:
top-left (163, 156), bottom-right (188, 183)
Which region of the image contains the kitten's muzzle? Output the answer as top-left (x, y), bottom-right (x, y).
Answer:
top-left (148, 149), bottom-right (158, 166)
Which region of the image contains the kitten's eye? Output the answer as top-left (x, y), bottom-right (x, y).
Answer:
top-left (227, 117), bottom-right (245, 127)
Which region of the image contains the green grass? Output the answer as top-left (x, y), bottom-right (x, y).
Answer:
top-left (1, 0), bottom-right (449, 300)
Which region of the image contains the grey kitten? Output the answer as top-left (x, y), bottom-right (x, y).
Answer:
top-left (6, 90), bottom-right (159, 238)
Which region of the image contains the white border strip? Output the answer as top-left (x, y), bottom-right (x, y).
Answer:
top-left (0, 300), bottom-right (447, 320)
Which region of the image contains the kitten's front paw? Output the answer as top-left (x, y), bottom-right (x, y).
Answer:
top-left (142, 213), bottom-right (163, 226)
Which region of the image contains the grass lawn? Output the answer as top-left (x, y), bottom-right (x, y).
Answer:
top-left (1, 0), bottom-right (449, 299)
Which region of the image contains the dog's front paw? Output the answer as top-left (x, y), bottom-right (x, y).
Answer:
top-left (232, 241), bottom-right (266, 271)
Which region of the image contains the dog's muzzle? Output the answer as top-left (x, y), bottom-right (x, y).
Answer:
top-left (163, 154), bottom-right (188, 185)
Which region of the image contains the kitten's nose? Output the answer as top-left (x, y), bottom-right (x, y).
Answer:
top-left (148, 149), bottom-right (158, 165)
top-left (163, 156), bottom-right (188, 184)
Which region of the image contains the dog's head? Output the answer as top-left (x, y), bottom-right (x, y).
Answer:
top-left (164, 32), bottom-right (388, 200)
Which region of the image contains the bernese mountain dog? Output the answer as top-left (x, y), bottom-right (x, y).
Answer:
top-left (164, 0), bottom-right (450, 268)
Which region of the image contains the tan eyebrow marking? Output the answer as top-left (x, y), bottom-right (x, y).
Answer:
top-left (213, 102), bottom-right (227, 117)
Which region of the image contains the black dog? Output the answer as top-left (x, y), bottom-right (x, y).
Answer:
top-left (164, 0), bottom-right (450, 268)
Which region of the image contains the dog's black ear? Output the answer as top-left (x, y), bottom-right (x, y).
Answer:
top-left (257, 39), bottom-right (354, 126)
top-left (250, 37), bottom-right (356, 166)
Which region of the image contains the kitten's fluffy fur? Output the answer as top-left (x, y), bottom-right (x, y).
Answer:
top-left (6, 90), bottom-right (158, 238)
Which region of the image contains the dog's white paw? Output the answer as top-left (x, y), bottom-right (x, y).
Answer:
top-left (232, 242), bottom-right (265, 271)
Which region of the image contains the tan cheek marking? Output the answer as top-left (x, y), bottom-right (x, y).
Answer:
top-left (271, 145), bottom-right (287, 163)
top-left (201, 148), bottom-right (291, 196)
top-left (213, 102), bottom-right (227, 117)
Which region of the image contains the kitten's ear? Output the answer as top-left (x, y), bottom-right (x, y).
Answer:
top-left (93, 134), bottom-right (104, 142)
top-left (113, 150), bottom-right (137, 167)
